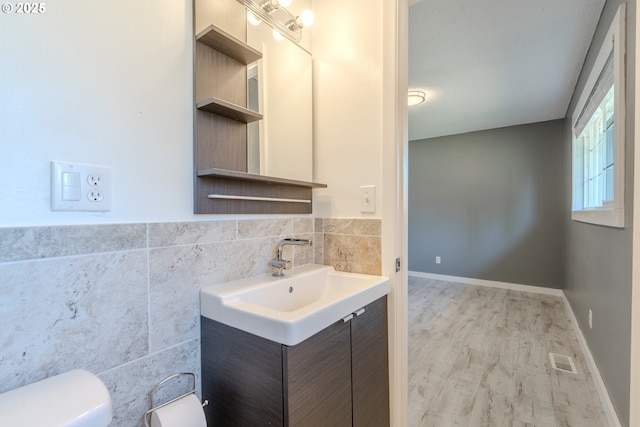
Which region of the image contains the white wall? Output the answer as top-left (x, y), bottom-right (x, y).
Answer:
top-left (312, 0), bottom-right (385, 218)
top-left (1, 0), bottom-right (194, 226)
top-left (0, 0), bottom-right (390, 227)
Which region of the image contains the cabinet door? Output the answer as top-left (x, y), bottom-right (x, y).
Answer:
top-left (201, 317), bottom-right (284, 426)
top-left (283, 319), bottom-right (352, 427)
top-left (351, 297), bottom-right (390, 427)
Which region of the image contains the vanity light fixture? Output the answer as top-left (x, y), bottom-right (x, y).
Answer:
top-left (408, 90), bottom-right (426, 106)
top-left (289, 9), bottom-right (314, 30)
top-left (237, 0), bottom-right (314, 44)
top-left (272, 28), bottom-right (285, 41)
top-left (261, 0), bottom-right (292, 13)
top-left (247, 10), bottom-right (262, 26)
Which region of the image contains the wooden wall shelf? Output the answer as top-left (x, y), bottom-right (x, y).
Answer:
top-left (195, 175), bottom-right (315, 214)
top-left (196, 97), bottom-right (263, 123)
top-left (196, 24), bottom-right (262, 65)
top-left (197, 168), bottom-right (327, 189)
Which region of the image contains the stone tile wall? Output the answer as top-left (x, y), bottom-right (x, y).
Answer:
top-left (0, 216), bottom-right (380, 426)
top-left (318, 218), bottom-right (383, 275)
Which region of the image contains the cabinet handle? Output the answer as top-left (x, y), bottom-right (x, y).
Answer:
top-left (354, 308), bottom-right (366, 317)
top-left (342, 314), bottom-right (354, 322)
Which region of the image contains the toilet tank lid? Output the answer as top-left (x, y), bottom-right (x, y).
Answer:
top-left (0, 369), bottom-right (113, 427)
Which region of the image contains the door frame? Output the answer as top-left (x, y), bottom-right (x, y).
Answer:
top-left (630, 3), bottom-right (640, 424)
top-left (382, 0), bottom-right (409, 425)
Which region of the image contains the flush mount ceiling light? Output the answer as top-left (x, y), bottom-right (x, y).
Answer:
top-left (408, 90), bottom-right (426, 106)
top-left (237, 0), bottom-right (314, 44)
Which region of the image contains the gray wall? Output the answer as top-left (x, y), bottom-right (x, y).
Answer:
top-left (564, 1), bottom-right (635, 425)
top-left (409, 120), bottom-right (565, 288)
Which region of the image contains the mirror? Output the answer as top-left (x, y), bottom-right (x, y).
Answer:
top-left (245, 10), bottom-right (313, 182)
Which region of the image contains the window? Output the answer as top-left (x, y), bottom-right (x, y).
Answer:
top-left (571, 5), bottom-right (625, 228)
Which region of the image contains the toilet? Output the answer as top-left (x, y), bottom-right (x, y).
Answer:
top-left (0, 369), bottom-right (112, 426)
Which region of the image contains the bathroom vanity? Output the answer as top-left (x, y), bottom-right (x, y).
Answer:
top-left (201, 296), bottom-right (389, 427)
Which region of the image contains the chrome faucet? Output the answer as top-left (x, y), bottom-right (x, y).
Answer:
top-left (270, 238), bottom-right (312, 276)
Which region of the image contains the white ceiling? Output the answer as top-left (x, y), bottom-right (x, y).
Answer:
top-left (408, 0), bottom-right (606, 141)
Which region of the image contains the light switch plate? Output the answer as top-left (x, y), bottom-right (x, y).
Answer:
top-left (360, 185), bottom-right (375, 213)
top-left (51, 161), bottom-right (111, 212)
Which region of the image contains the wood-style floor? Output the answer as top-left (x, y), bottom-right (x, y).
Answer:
top-left (408, 276), bottom-right (608, 426)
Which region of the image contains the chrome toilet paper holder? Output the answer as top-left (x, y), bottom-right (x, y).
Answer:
top-left (144, 372), bottom-right (208, 427)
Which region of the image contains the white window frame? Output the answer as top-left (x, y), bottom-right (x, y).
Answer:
top-left (571, 4), bottom-right (626, 228)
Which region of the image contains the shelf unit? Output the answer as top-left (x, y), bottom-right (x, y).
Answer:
top-left (196, 24), bottom-right (262, 65)
top-left (194, 1), bottom-right (325, 214)
top-left (196, 96), bottom-right (263, 123)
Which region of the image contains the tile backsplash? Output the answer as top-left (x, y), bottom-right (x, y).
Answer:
top-left (0, 217), bottom-right (381, 426)
top-left (320, 218), bottom-right (382, 275)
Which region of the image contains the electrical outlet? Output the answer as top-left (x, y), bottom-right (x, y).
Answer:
top-left (87, 190), bottom-right (104, 202)
top-left (589, 309), bottom-right (593, 329)
top-left (435, 256), bottom-right (441, 264)
top-left (51, 161), bottom-right (111, 212)
top-left (87, 174), bottom-right (103, 186)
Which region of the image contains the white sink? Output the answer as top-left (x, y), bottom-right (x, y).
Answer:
top-left (200, 264), bottom-right (390, 346)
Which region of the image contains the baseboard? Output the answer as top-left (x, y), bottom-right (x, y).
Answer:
top-left (407, 271), bottom-right (564, 296)
top-left (407, 270), bottom-right (622, 426)
top-left (561, 294), bottom-right (622, 427)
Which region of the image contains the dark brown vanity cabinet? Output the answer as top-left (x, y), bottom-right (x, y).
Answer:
top-left (201, 296), bottom-right (389, 427)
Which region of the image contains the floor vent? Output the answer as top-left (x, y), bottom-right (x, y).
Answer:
top-left (549, 352), bottom-right (578, 374)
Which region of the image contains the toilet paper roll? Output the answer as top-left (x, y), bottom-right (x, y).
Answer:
top-left (150, 394), bottom-right (206, 427)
